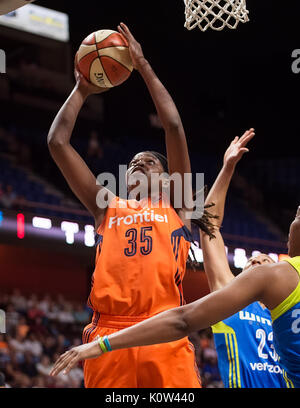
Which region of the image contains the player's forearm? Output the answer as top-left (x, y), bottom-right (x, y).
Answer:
top-left (47, 85), bottom-right (87, 148)
top-left (108, 307), bottom-right (189, 351)
top-left (136, 58), bottom-right (183, 133)
top-left (205, 163), bottom-right (235, 226)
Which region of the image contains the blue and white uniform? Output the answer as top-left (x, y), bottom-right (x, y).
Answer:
top-left (212, 302), bottom-right (286, 388)
top-left (271, 256), bottom-right (300, 388)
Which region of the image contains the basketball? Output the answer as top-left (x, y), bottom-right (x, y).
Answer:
top-left (76, 29), bottom-right (133, 88)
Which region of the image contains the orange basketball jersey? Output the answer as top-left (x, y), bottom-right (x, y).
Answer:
top-left (88, 195), bottom-right (192, 318)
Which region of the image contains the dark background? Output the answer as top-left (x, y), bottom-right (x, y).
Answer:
top-left (36, 0), bottom-right (300, 158)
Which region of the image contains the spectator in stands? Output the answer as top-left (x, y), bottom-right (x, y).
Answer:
top-left (73, 303), bottom-right (90, 324)
top-left (38, 294), bottom-right (51, 315)
top-left (16, 317), bottom-right (30, 340)
top-left (10, 289), bottom-right (28, 314)
top-left (0, 334), bottom-right (9, 355)
top-left (36, 354), bottom-right (52, 377)
top-left (42, 336), bottom-right (57, 360)
top-left (202, 354), bottom-right (223, 388)
top-left (32, 375), bottom-right (47, 388)
top-left (57, 303), bottom-right (75, 324)
top-left (8, 331), bottom-right (27, 363)
top-left (30, 316), bottom-right (49, 338)
top-left (5, 304), bottom-right (19, 333)
top-left (27, 298), bottom-right (45, 322)
top-left (24, 333), bottom-right (43, 359)
top-left (20, 351), bottom-right (38, 378)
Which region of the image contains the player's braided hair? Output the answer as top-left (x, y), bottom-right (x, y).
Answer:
top-left (192, 201), bottom-right (219, 240)
top-left (190, 186), bottom-right (219, 240)
top-left (187, 187), bottom-right (219, 268)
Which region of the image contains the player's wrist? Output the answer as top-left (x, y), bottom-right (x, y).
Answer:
top-left (97, 335), bottom-right (113, 355)
top-left (223, 161), bottom-right (236, 172)
top-left (135, 57), bottom-right (149, 71)
top-left (74, 83), bottom-right (90, 101)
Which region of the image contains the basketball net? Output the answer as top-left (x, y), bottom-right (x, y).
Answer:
top-left (184, 0), bottom-right (249, 32)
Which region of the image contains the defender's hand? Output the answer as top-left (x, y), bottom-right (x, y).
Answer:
top-left (223, 128), bottom-right (255, 168)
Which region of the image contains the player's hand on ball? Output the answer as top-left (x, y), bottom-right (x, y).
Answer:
top-left (117, 22), bottom-right (145, 70)
top-left (50, 339), bottom-right (103, 376)
top-left (223, 128), bottom-right (255, 168)
top-left (74, 53), bottom-right (108, 96)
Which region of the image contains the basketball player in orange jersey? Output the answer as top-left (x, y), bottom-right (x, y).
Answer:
top-left (48, 23), bottom-right (213, 388)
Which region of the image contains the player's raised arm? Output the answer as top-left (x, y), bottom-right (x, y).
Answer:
top-left (47, 59), bottom-right (114, 228)
top-left (118, 23), bottom-right (193, 223)
top-left (200, 129), bottom-right (255, 291)
top-left (50, 262), bottom-right (272, 376)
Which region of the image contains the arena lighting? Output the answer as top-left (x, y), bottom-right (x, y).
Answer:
top-left (17, 213), bottom-right (25, 239)
top-left (234, 248), bottom-right (248, 269)
top-left (84, 225), bottom-right (95, 248)
top-left (0, 211), bottom-right (288, 258)
top-left (268, 253), bottom-right (279, 262)
top-left (0, 3), bottom-right (69, 42)
top-left (251, 250), bottom-right (278, 262)
top-left (32, 216), bottom-right (52, 230)
top-left (61, 221), bottom-right (79, 245)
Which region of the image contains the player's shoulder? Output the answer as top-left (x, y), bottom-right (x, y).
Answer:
top-left (261, 260), bottom-right (296, 280)
top-left (253, 261), bottom-right (290, 289)
top-left (259, 261), bottom-right (299, 310)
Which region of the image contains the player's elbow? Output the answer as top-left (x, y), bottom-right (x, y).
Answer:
top-left (180, 303), bottom-right (203, 335)
top-left (47, 131), bottom-right (68, 150)
top-left (173, 306), bottom-right (195, 337)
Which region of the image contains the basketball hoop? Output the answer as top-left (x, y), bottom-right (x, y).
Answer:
top-left (184, 0), bottom-right (249, 32)
top-left (0, 0), bottom-right (35, 16)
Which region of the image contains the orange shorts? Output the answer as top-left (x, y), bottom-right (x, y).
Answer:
top-left (82, 314), bottom-right (201, 388)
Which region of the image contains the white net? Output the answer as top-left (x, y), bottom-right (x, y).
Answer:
top-left (184, 0), bottom-right (249, 32)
